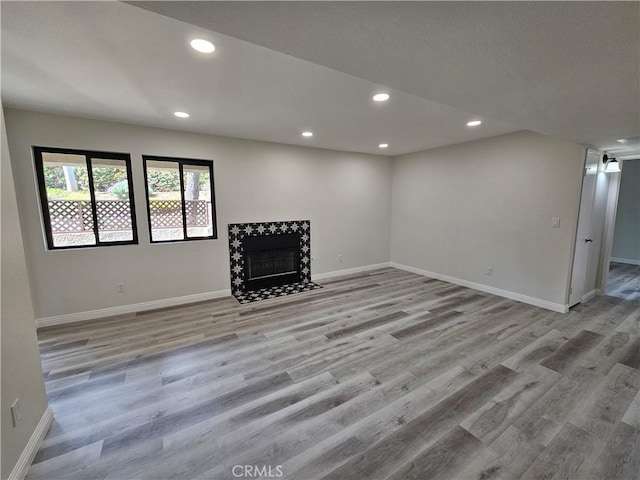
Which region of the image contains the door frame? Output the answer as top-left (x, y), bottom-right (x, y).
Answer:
top-left (598, 157), bottom-right (638, 294)
top-left (568, 149), bottom-right (599, 307)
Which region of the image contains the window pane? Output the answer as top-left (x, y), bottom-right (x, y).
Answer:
top-left (91, 158), bottom-right (134, 243)
top-left (42, 152), bottom-right (96, 247)
top-left (182, 164), bottom-right (213, 238)
top-left (146, 160), bottom-right (184, 241)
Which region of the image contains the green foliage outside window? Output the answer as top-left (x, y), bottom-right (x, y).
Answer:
top-left (107, 180), bottom-right (130, 200)
top-left (146, 170), bottom-right (180, 192)
top-left (44, 165), bottom-right (211, 195)
top-left (44, 165), bottom-right (127, 192)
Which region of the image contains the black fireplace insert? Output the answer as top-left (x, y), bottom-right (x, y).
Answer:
top-left (243, 233), bottom-right (301, 290)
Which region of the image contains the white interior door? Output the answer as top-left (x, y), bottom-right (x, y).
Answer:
top-left (569, 150), bottom-right (599, 306)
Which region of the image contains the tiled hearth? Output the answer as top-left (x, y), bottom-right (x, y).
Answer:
top-left (228, 220), bottom-right (321, 303)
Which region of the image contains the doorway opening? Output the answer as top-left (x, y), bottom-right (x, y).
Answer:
top-left (605, 157), bottom-right (640, 302)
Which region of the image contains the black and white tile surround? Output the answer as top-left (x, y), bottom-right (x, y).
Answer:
top-left (228, 220), bottom-right (321, 304)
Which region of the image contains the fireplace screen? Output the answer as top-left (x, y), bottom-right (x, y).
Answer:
top-left (242, 232), bottom-right (302, 290)
top-left (246, 248), bottom-right (298, 281)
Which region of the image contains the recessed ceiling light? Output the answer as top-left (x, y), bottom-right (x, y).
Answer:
top-left (190, 39), bottom-right (215, 53)
top-left (466, 120), bottom-right (482, 127)
top-left (174, 111), bottom-right (190, 118)
top-left (379, 143), bottom-right (389, 149)
top-left (302, 131), bottom-right (313, 137)
top-left (373, 93), bottom-right (390, 102)
top-left (617, 139), bottom-right (627, 143)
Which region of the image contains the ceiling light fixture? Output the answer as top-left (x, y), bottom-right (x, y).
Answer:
top-left (190, 39), bottom-right (215, 53)
top-left (174, 111), bottom-right (190, 118)
top-left (302, 131), bottom-right (313, 137)
top-left (373, 93), bottom-right (390, 102)
top-left (466, 120), bottom-right (482, 127)
top-left (603, 154), bottom-right (621, 173)
top-left (379, 143), bottom-right (389, 149)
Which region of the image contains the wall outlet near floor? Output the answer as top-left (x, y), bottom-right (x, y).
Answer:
top-left (116, 282), bottom-right (126, 293)
top-left (486, 268), bottom-right (493, 276)
top-left (552, 218), bottom-right (561, 228)
top-left (338, 254), bottom-right (343, 263)
top-left (11, 399), bottom-right (21, 427)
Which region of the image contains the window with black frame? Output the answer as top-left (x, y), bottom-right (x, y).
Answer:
top-left (142, 155), bottom-right (217, 242)
top-left (33, 146), bottom-right (138, 250)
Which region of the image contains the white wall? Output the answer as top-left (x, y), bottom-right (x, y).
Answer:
top-left (5, 109), bottom-right (392, 320)
top-left (390, 131), bottom-right (585, 307)
top-left (1, 107), bottom-right (49, 479)
top-left (611, 159), bottom-right (640, 264)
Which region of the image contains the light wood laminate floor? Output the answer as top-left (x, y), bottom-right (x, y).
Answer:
top-left (608, 262), bottom-right (640, 302)
top-left (28, 268), bottom-right (640, 480)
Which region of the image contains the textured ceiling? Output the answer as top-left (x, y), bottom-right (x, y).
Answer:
top-left (1, 1), bottom-right (517, 156)
top-left (133, 1), bottom-right (640, 155)
top-left (2, 1), bottom-right (639, 157)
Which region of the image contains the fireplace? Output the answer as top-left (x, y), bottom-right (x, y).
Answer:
top-left (228, 220), bottom-right (320, 303)
top-left (243, 233), bottom-right (301, 290)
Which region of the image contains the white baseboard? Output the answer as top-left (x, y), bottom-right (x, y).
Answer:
top-left (610, 257), bottom-right (640, 266)
top-left (312, 262), bottom-right (392, 281)
top-left (37, 289), bottom-right (232, 329)
top-left (582, 289), bottom-right (598, 303)
top-left (37, 262), bottom-right (394, 328)
top-left (37, 259), bottom-right (570, 327)
top-left (8, 407), bottom-right (53, 480)
top-left (390, 262), bottom-right (569, 314)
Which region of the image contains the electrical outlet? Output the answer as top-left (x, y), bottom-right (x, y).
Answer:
top-left (338, 254), bottom-right (343, 263)
top-left (552, 218), bottom-right (561, 228)
top-left (11, 399), bottom-right (21, 427)
top-left (486, 268), bottom-right (493, 276)
top-left (116, 282), bottom-right (126, 293)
